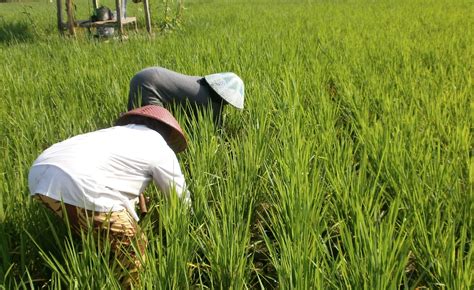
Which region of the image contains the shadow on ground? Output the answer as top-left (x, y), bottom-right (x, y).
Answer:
top-left (0, 18), bottom-right (36, 44)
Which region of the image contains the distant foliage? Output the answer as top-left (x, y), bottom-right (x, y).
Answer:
top-left (159, 0), bottom-right (185, 31)
top-left (0, 0), bottom-right (40, 2)
top-left (0, 7), bottom-right (42, 44)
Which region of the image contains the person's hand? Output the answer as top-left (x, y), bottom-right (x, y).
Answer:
top-left (139, 193), bottom-right (149, 217)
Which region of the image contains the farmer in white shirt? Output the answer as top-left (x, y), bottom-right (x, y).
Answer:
top-left (28, 105), bottom-right (190, 287)
top-left (128, 67), bottom-right (245, 126)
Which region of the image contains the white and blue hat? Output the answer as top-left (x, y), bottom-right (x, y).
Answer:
top-left (204, 72), bottom-right (245, 109)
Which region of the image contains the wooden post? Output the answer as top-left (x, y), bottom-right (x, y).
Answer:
top-left (143, 0), bottom-right (152, 34)
top-left (65, 0), bottom-right (75, 36)
top-left (92, 0), bottom-right (98, 10)
top-left (115, 0), bottom-right (123, 37)
top-left (56, 0), bottom-right (64, 35)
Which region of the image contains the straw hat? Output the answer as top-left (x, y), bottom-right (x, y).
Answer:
top-left (204, 72), bottom-right (245, 109)
top-left (116, 105), bottom-right (187, 153)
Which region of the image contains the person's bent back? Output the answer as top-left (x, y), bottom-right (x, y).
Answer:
top-left (28, 105), bottom-right (190, 287)
top-left (128, 66), bottom-right (245, 126)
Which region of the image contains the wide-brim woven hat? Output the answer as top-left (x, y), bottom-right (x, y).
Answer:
top-left (204, 72), bottom-right (245, 109)
top-left (116, 105), bottom-right (187, 153)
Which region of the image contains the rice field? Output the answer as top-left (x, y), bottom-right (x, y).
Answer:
top-left (0, 0), bottom-right (472, 288)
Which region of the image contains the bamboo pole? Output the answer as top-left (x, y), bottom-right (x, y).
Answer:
top-left (65, 0), bottom-right (75, 36)
top-left (115, 0), bottom-right (123, 37)
top-left (56, 0), bottom-right (64, 35)
top-left (143, 0), bottom-right (152, 34)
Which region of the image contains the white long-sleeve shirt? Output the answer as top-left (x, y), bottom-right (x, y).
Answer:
top-left (28, 124), bottom-right (190, 221)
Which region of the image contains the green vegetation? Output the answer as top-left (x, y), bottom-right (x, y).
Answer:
top-left (1, 0), bottom-right (472, 288)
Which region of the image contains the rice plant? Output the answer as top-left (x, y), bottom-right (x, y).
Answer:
top-left (1, 0), bottom-right (472, 288)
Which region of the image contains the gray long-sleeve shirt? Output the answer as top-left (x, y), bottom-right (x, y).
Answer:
top-left (128, 67), bottom-right (223, 116)
top-left (128, 67), bottom-right (225, 126)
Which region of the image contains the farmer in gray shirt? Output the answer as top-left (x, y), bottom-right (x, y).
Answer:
top-left (128, 67), bottom-right (245, 125)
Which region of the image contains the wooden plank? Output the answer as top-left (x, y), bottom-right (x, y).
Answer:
top-left (143, 0), bottom-right (151, 33)
top-left (56, 0), bottom-right (64, 35)
top-left (77, 17), bottom-right (136, 28)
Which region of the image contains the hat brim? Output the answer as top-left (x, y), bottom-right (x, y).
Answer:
top-left (204, 73), bottom-right (245, 109)
top-left (116, 105), bottom-right (187, 153)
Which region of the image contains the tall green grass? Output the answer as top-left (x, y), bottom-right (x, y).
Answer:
top-left (1, 0), bottom-right (472, 288)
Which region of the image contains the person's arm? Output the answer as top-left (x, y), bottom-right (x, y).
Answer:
top-left (150, 149), bottom-right (192, 209)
